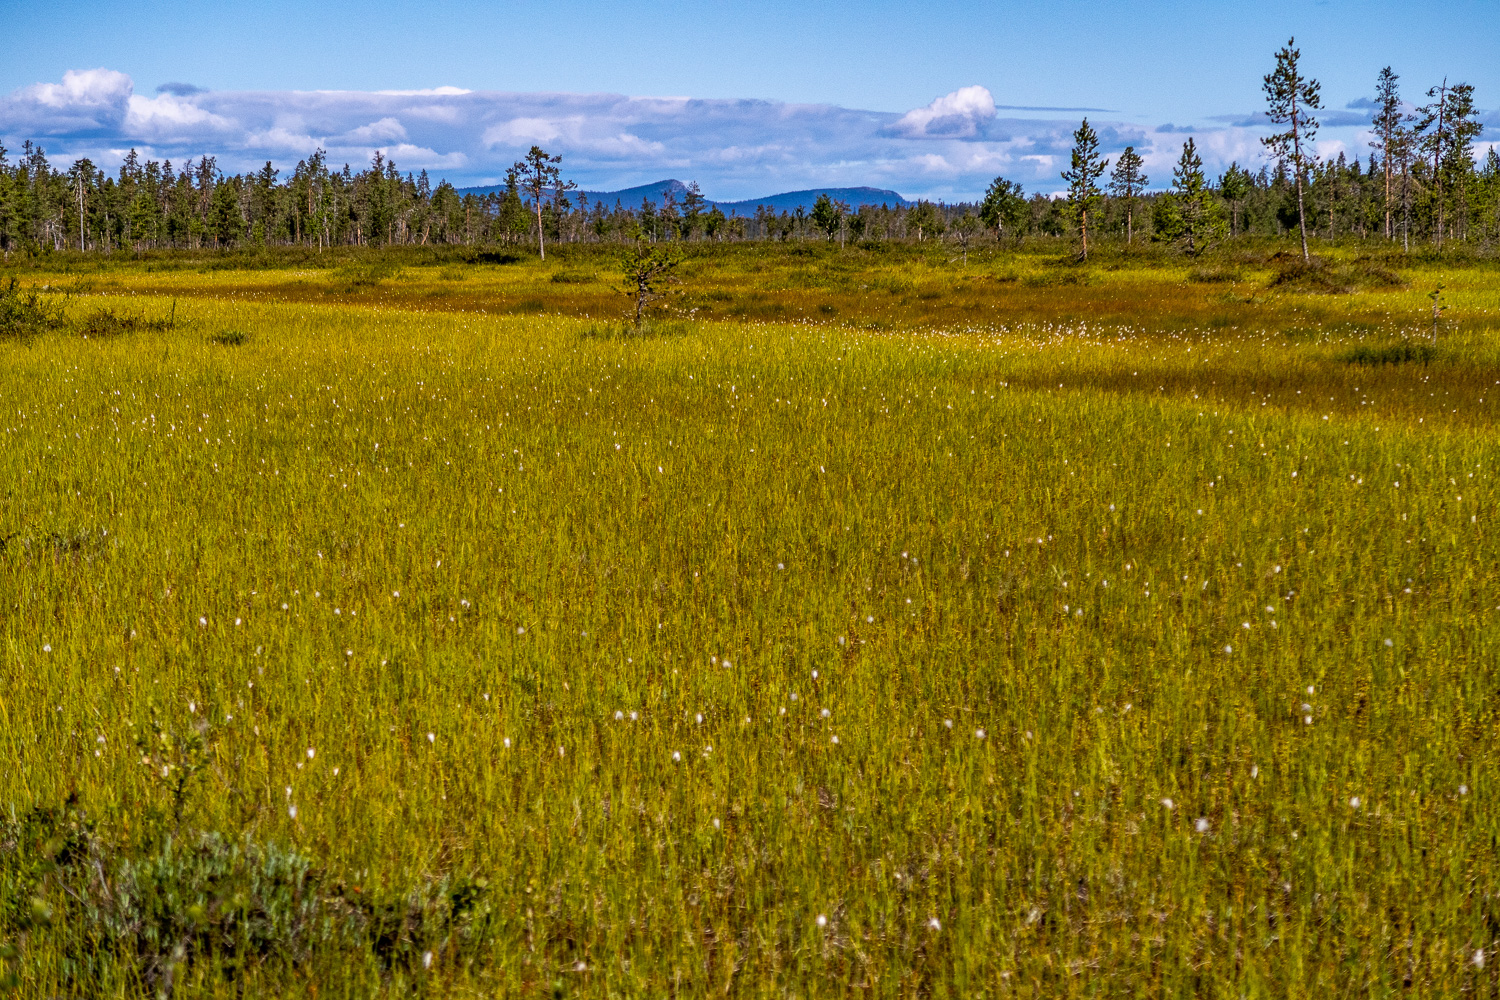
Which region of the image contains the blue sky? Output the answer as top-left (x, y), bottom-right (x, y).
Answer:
top-left (3, 0), bottom-right (1496, 200)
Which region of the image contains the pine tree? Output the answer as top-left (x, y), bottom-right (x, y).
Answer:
top-left (1061, 119), bottom-right (1108, 259)
top-left (1416, 81), bottom-right (1453, 246)
top-left (513, 146), bottom-right (573, 259)
top-left (1262, 38), bottom-right (1321, 260)
top-left (1414, 80), bottom-right (1481, 245)
top-left (1107, 148), bottom-right (1147, 243)
top-left (1369, 67), bottom-right (1407, 239)
top-left (1444, 84), bottom-right (1482, 242)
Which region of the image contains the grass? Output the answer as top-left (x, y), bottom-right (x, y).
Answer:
top-left (2, 244), bottom-right (1499, 996)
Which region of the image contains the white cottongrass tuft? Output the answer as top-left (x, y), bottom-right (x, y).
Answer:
top-left (1195, 817), bottom-right (1210, 833)
top-left (815, 914), bottom-right (827, 928)
top-left (928, 917), bottom-right (941, 931)
top-left (1161, 798), bottom-right (1174, 810)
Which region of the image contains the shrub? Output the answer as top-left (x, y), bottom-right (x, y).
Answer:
top-left (1340, 342), bottom-right (1438, 366)
top-left (1187, 265), bottom-right (1241, 283)
top-left (0, 279), bottom-right (65, 341)
top-left (1269, 255), bottom-right (1407, 294)
top-left (0, 799), bottom-right (498, 994)
top-left (74, 307), bottom-right (176, 339)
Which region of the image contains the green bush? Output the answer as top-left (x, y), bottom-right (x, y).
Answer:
top-left (0, 279), bottom-right (64, 341)
top-left (0, 799), bottom-right (498, 993)
top-left (1340, 341), bottom-right (1438, 365)
top-left (74, 307), bottom-right (176, 339)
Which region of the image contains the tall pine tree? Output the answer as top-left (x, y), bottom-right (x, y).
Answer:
top-left (1369, 67), bottom-right (1406, 240)
top-left (1107, 147), bottom-right (1147, 244)
top-left (1062, 118), bottom-right (1108, 259)
top-left (1262, 38), bottom-right (1321, 260)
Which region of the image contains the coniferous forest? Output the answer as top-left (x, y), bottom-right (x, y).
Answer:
top-left (0, 62), bottom-right (1492, 258)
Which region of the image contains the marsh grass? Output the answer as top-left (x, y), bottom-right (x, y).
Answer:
top-left (1341, 341), bottom-right (1440, 366)
top-left (2, 249), bottom-right (1500, 996)
top-left (209, 329), bottom-right (251, 346)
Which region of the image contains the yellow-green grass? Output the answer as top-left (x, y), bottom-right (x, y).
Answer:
top-left (3, 263), bottom-right (1500, 996)
top-left (17, 240), bottom-right (1500, 338)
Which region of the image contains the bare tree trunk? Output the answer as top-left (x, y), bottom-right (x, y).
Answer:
top-left (1384, 155), bottom-right (1392, 239)
top-left (1294, 170), bottom-right (1310, 260)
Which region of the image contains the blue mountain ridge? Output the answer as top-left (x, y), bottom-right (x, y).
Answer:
top-left (453, 178), bottom-right (911, 214)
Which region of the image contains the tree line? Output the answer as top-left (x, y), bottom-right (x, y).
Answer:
top-left (1053, 42), bottom-right (1491, 259)
top-left (0, 44), bottom-right (1491, 260)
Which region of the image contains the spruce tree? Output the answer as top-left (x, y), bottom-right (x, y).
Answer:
top-left (1171, 138), bottom-right (1223, 253)
top-left (979, 176), bottom-right (1027, 243)
top-left (1062, 119), bottom-right (1108, 259)
top-left (1218, 163), bottom-right (1251, 237)
top-left (1262, 38), bottom-right (1321, 260)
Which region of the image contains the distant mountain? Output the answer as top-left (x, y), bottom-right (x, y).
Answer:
top-left (453, 179), bottom-right (911, 213)
top-left (715, 187), bottom-right (911, 213)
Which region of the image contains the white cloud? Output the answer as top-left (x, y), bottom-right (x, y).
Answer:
top-left (373, 86), bottom-right (472, 97)
top-left (26, 68), bottom-right (133, 110)
top-left (125, 93), bottom-right (235, 134)
top-left (341, 117), bottom-right (408, 143)
top-left (887, 86), bottom-right (997, 139)
top-left (1, 69), bottom-right (1428, 200)
top-left (482, 116), bottom-right (563, 146)
top-left (2, 68), bottom-right (132, 135)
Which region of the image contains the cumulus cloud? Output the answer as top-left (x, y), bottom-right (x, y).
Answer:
top-left (885, 85), bottom-right (997, 139)
top-left (2, 68), bottom-right (133, 135)
top-left (341, 117), bottom-right (408, 143)
top-left (0, 69), bottom-right (1448, 200)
